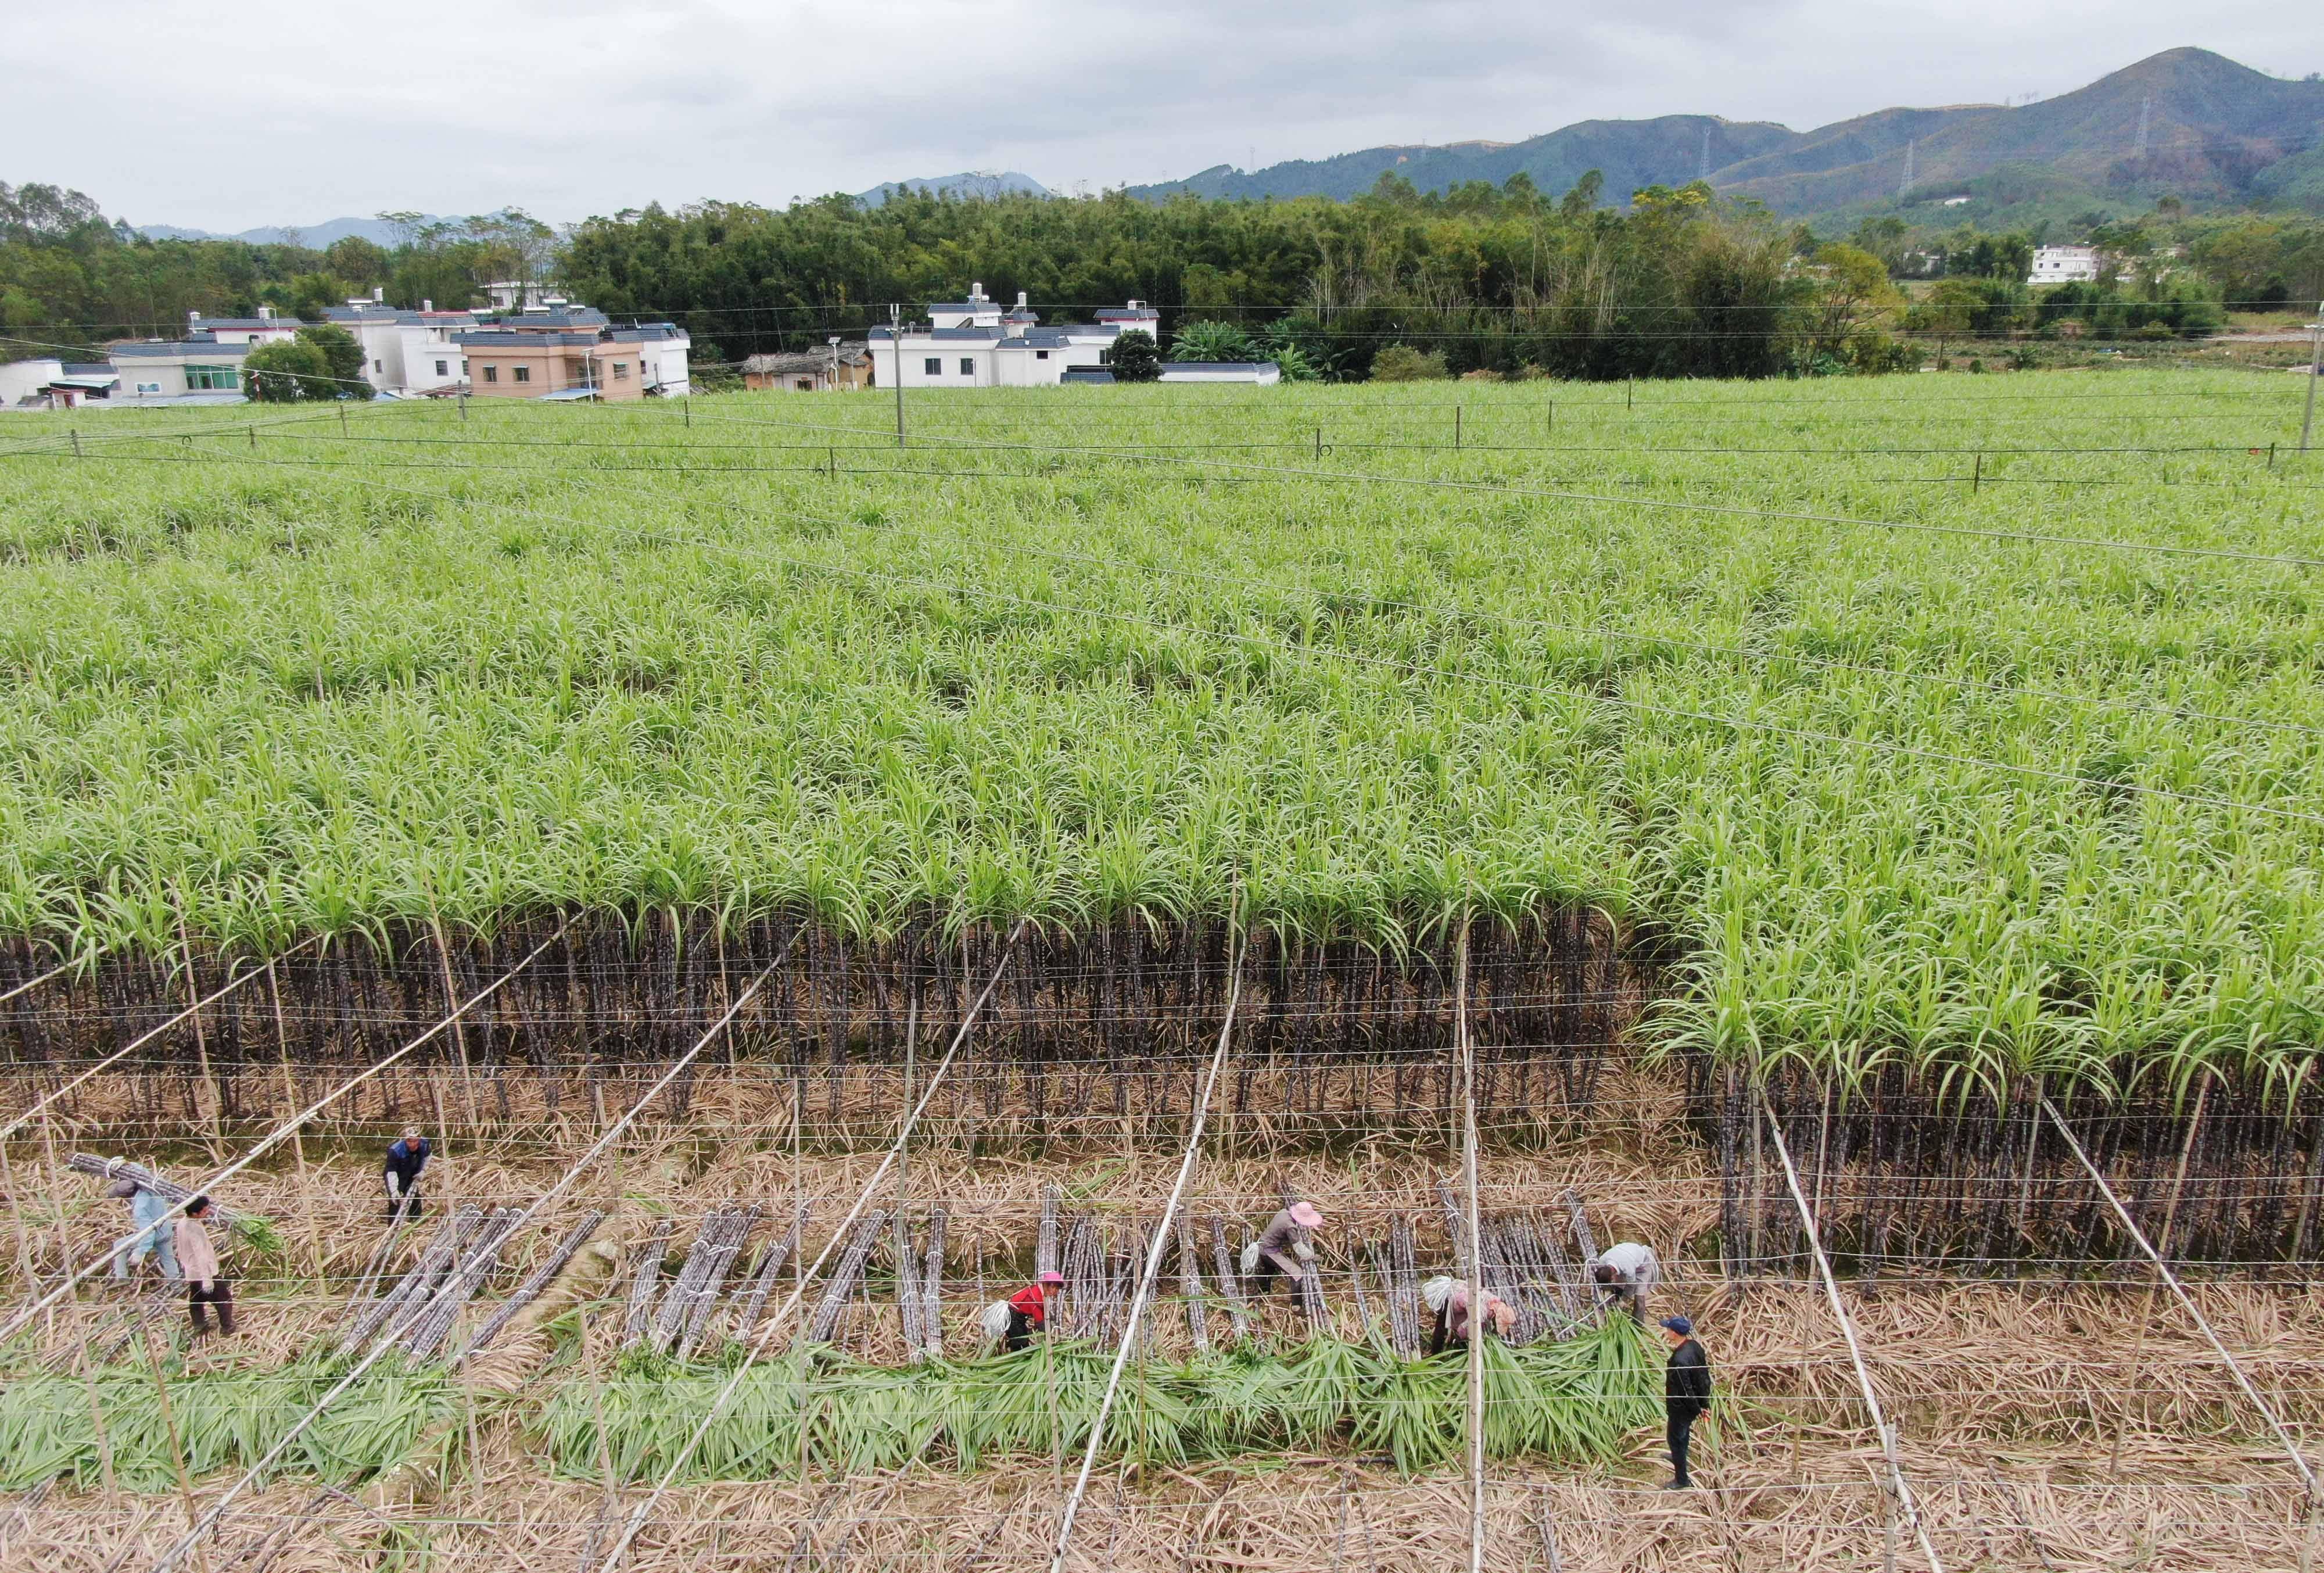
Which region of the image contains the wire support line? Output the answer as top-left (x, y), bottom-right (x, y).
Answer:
top-left (2040, 1096), bottom-right (2322, 1508)
top-left (142, 955), bottom-right (784, 1573)
top-left (655, 404), bottom-right (2324, 571)
top-left (0, 936), bottom-right (317, 1148)
top-left (1048, 926), bottom-right (1244, 1573)
top-left (48, 433), bottom-right (2324, 827)
top-left (0, 922), bottom-right (566, 1351)
top-left (1761, 1090), bottom-right (1946, 1573)
top-left (593, 920), bottom-right (1030, 1573)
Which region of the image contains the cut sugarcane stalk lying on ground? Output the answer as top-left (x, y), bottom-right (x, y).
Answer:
top-left (400, 1207), bottom-right (520, 1360)
top-left (806, 1210), bottom-right (888, 1344)
top-left (340, 1207), bottom-right (482, 1357)
top-left (647, 1205), bottom-right (757, 1356)
top-left (460, 1210), bottom-right (604, 1361)
top-left (725, 1207), bottom-right (804, 1344)
top-left (618, 1217), bottom-right (675, 1347)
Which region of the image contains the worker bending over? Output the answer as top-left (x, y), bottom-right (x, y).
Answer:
top-left (105, 1169), bottom-right (180, 1282)
top-left (382, 1128), bottom-right (431, 1220)
top-left (981, 1270), bottom-right (1066, 1352)
top-left (176, 1195), bottom-right (234, 1336)
top-left (1241, 1201), bottom-right (1324, 1293)
top-left (1423, 1275), bottom-right (1515, 1354)
top-left (1591, 1240), bottom-right (1660, 1323)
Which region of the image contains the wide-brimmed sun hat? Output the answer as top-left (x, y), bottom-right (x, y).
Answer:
top-left (1288, 1201), bottom-right (1324, 1228)
top-left (1039, 1270), bottom-right (1066, 1285)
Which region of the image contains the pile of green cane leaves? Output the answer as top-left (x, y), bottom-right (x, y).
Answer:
top-left (542, 1320), bottom-right (1663, 1484)
top-left (0, 1352), bottom-right (458, 1492)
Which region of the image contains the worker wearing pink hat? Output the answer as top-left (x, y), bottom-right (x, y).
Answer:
top-left (1242, 1200), bottom-right (1325, 1295)
top-left (1000, 1270), bottom-right (1065, 1352)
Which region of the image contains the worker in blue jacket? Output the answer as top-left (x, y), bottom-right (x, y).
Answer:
top-left (382, 1128), bottom-right (431, 1220)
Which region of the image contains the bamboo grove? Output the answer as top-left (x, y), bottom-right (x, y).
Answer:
top-left (1, 369), bottom-right (2320, 1266)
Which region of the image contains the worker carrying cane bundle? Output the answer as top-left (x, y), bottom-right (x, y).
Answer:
top-left (1240, 1201), bottom-right (1324, 1293)
top-left (382, 1128), bottom-right (431, 1220)
top-left (980, 1270), bottom-right (1065, 1352)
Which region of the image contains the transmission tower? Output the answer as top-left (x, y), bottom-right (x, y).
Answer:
top-left (2135, 96), bottom-right (2151, 160)
top-left (1899, 139), bottom-right (1915, 196)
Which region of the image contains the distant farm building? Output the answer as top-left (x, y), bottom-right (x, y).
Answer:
top-left (743, 342), bottom-right (874, 392)
top-left (455, 304), bottom-right (691, 400)
top-left (2027, 246), bottom-right (2103, 284)
top-left (868, 284), bottom-right (1159, 388)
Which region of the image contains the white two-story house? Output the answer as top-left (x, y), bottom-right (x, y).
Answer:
top-left (323, 289), bottom-right (479, 396)
top-left (867, 284), bottom-right (1160, 388)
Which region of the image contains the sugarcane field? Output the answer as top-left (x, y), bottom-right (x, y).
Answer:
top-left (1, 368), bottom-right (2322, 1573)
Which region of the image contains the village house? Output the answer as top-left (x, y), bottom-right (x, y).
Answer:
top-left (2027, 246), bottom-right (2103, 284)
top-left (322, 288), bottom-right (478, 396)
top-left (106, 335), bottom-right (254, 402)
top-left (0, 359), bottom-right (118, 410)
top-left (867, 285), bottom-right (1161, 388)
top-left (743, 341), bottom-right (874, 392)
top-left (456, 304), bottom-right (691, 400)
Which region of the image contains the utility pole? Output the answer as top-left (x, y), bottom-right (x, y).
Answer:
top-left (2302, 303), bottom-right (2322, 454)
top-left (890, 304), bottom-right (906, 450)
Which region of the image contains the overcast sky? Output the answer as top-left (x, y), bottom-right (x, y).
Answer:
top-left (9, 1), bottom-right (2314, 232)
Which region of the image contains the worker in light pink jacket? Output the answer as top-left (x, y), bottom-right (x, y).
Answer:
top-left (174, 1195), bottom-right (235, 1336)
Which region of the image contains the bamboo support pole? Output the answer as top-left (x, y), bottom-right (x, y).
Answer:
top-left (1760, 1090), bottom-right (1945, 1573)
top-left (2042, 1097), bottom-right (2321, 1516)
top-left (1454, 918), bottom-right (1488, 1573)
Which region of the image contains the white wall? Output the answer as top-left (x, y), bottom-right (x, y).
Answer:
top-left (0, 359), bottom-right (63, 407)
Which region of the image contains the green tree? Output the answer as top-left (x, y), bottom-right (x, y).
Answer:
top-left (1369, 343), bottom-right (1448, 381)
top-left (1801, 243), bottom-right (1903, 361)
top-left (296, 323), bottom-right (373, 399)
top-left (1168, 320), bottom-right (1258, 361)
top-left (1109, 328), bottom-right (1161, 382)
top-left (243, 341), bottom-right (335, 401)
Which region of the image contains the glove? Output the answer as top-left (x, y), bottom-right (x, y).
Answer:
top-left (385, 1174), bottom-right (401, 1198)
top-left (1293, 1241), bottom-right (1315, 1264)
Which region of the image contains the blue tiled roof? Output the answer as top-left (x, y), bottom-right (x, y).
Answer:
top-left (457, 330), bottom-right (601, 347)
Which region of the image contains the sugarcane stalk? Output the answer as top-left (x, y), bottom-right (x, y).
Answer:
top-left (460, 1210), bottom-right (604, 1359)
top-left (920, 1207), bottom-right (946, 1360)
top-left (339, 1207), bottom-right (478, 1356)
top-left (892, 1210), bottom-right (926, 1357)
top-left (620, 1218), bottom-right (675, 1348)
top-left (66, 1155), bottom-right (242, 1228)
top-left (1207, 1216), bottom-right (1250, 1343)
top-left (1178, 1219), bottom-right (1208, 1353)
top-left (807, 1209), bottom-right (888, 1343)
top-left (403, 1207), bottom-right (521, 1359)
top-left (727, 1208), bottom-right (804, 1342)
top-left (678, 1206), bottom-right (762, 1359)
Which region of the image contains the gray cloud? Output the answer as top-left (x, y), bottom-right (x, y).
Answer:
top-left (5, 0), bottom-right (2312, 229)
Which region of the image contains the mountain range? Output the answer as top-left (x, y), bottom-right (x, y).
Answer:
top-left (857, 171), bottom-right (1055, 206)
top-left (134, 214), bottom-right (447, 248)
top-left (1127, 48), bottom-right (2324, 223)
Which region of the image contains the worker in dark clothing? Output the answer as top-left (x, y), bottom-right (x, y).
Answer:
top-left (1660, 1315), bottom-right (1712, 1489)
top-left (382, 1128), bottom-right (430, 1220)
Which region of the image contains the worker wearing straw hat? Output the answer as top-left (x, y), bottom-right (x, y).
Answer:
top-left (1240, 1201), bottom-right (1324, 1295)
top-left (1423, 1276), bottom-right (1515, 1354)
top-left (1660, 1315), bottom-right (1713, 1489)
top-left (381, 1127), bottom-right (431, 1221)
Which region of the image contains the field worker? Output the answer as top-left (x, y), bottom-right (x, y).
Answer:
top-left (1423, 1276), bottom-right (1516, 1355)
top-left (1240, 1201), bottom-right (1324, 1294)
top-left (176, 1195), bottom-right (235, 1336)
top-left (105, 1171), bottom-right (180, 1282)
top-left (989, 1270), bottom-right (1066, 1352)
top-left (1591, 1240), bottom-right (1660, 1323)
top-left (382, 1128), bottom-right (431, 1220)
top-left (1660, 1316), bottom-right (1713, 1490)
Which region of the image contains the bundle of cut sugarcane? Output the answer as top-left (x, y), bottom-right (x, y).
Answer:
top-left (67, 1154), bottom-right (242, 1228)
top-left (806, 1210), bottom-right (888, 1344)
top-left (401, 1207), bottom-right (521, 1359)
top-left (1177, 1219), bottom-right (1208, 1353)
top-left (620, 1217), bottom-right (676, 1346)
top-left (1386, 1214), bottom-right (1422, 1356)
top-left (1207, 1216), bottom-right (1251, 1342)
top-left (891, 1212), bottom-right (924, 1357)
top-left (339, 1206), bottom-right (485, 1357)
top-left (725, 1206), bottom-right (804, 1343)
top-left (917, 1207), bottom-right (946, 1359)
top-left (646, 1204), bottom-right (758, 1356)
top-left (1036, 1185), bottom-right (1060, 1276)
top-left (1281, 1187), bottom-right (1330, 1331)
top-left (460, 1210), bottom-right (605, 1360)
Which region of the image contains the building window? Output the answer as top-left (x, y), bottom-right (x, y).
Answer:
top-left (514, 365), bottom-right (532, 384)
top-left (184, 364), bottom-right (237, 389)
top-left (1036, 350), bottom-right (1049, 360)
top-left (483, 365), bottom-right (499, 383)
top-left (137, 381), bottom-right (162, 395)
top-left (435, 360), bottom-right (449, 376)
top-left (374, 359), bottom-right (384, 372)
top-left (612, 362), bottom-right (628, 379)
top-left (960, 357), bottom-right (975, 377)
top-left (1098, 349), bottom-right (1112, 366)
top-left (924, 357), bottom-right (941, 375)
top-left (795, 379), bottom-right (813, 392)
